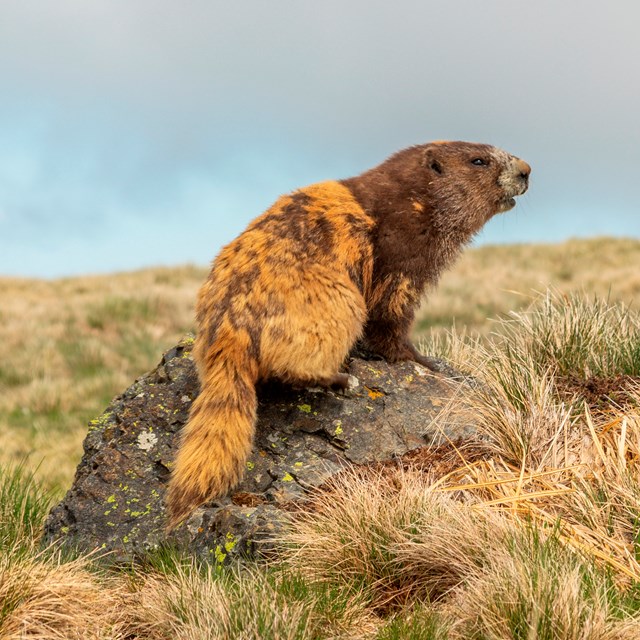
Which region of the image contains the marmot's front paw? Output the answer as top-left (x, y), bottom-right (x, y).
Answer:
top-left (335, 374), bottom-right (360, 396)
top-left (413, 353), bottom-right (442, 372)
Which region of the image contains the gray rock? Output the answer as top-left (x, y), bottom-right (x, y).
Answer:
top-left (43, 335), bottom-right (476, 562)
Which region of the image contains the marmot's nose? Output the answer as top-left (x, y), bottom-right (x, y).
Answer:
top-left (516, 159), bottom-right (531, 181)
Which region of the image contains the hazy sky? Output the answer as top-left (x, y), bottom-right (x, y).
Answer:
top-left (1, 1), bottom-right (638, 277)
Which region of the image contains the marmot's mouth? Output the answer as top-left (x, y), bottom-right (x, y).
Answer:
top-left (497, 196), bottom-right (517, 213)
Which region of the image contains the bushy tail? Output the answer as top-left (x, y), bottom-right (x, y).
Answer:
top-left (166, 351), bottom-right (258, 529)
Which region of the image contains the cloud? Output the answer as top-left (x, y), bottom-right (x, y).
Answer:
top-left (1, 1), bottom-right (639, 276)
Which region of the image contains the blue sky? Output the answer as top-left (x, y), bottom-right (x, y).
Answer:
top-left (1, 1), bottom-right (639, 277)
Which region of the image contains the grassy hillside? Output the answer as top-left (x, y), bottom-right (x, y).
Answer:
top-left (419, 236), bottom-right (640, 333)
top-left (0, 265), bottom-right (205, 492)
top-left (1, 237), bottom-right (639, 494)
top-left (2, 237), bottom-right (640, 638)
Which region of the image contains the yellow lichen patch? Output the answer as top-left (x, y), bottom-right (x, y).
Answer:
top-left (412, 201), bottom-right (424, 212)
top-left (224, 532), bottom-right (237, 553)
top-left (213, 545), bottom-right (227, 563)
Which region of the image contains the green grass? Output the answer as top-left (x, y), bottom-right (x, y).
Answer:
top-left (0, 364), bottom-right (28, 388)
top-left (375, 608), bottom-right (449, 640)
top-left (3, 241), bottom-right (640, 637)
top-left (503, 291), bottom-right (640, 380)
top-left (0, 464), bottom-right (54, 554)
top-left (86, 296), bottom-right (160, 330)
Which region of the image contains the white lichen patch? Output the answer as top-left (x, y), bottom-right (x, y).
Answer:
top-left (137, 430), bottom-right (158, 451)
top-left (346, 375), bottom-right (360, 390)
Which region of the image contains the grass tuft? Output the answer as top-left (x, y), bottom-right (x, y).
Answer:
top-left (375, 606), bottom-right (450, 640)
top-left (452, 525), bottom-right (633, 640)
top-left (505, 290), bottom-right (640, 381)
top-left (0, 463), bottom-right (55, 554)
top-left (0, 547), bottom-right (126, 639)
top-left (129, 563), bottom-right (377, 640)
top-left (284, 469), bottom-right (513, 609)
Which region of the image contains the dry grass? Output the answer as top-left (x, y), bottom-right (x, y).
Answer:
top-left (284, 464), bottom-right (640, 638)
top-left (128, 562), bottom-right (378, 640)
top-left (3, 238), bottom-right (640, 638)
top-left (282, 289), bottom-right (640, 637)
top-left (0, 547), bottom-right (127, 640)
top-left (449, 525), bottom-right (639, 640)
top-left (0, 463), bottom-right (377, 639)
top-left (0, 465), bottom-right (126, 639)
top-left (284, 469), bottom-right (508, 607)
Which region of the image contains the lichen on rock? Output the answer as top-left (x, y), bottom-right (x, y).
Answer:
top-left (44, 335), bottom-right (475, 562)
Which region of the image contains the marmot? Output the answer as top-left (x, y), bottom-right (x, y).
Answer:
top-left (166, 141), bottom-right (530, 527)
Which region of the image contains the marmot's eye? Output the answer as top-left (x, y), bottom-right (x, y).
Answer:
top-left (471, 158), bottom-right (487, 166)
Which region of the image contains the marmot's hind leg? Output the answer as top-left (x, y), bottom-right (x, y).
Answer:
top-left (287, 371), bottom-right (352, 390)
top-left (259, 269), bottom-right (367, 388)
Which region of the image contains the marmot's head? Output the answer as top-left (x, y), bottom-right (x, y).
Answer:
top-left (422, 141), bottom-right (530, 233)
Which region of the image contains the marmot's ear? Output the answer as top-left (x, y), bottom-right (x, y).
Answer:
top-left (423, 148), bottom-right (443, 175)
